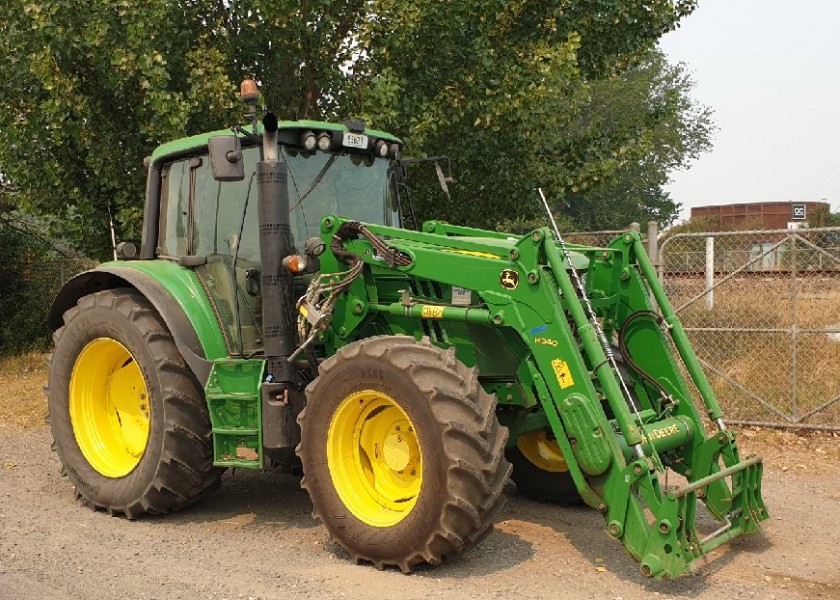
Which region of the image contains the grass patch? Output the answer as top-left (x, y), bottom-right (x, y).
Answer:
top-left (0, 352), bottom-right (48, 429)
top-left (664, 276), bottom-right (840, 426)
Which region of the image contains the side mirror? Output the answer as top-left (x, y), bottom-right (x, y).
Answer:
top-left (208, 136), bottom-right (245, 181)
top-left (434, 162), bottom-right (453, 200)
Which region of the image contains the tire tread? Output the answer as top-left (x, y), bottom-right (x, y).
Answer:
top-left (47, 288), bottom-right (223, 518)
top-left (298, 335), bottom-right (510, 572)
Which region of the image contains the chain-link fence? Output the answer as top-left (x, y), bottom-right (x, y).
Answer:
top-left (659, 227), bottom-right (840, 431)
top-left (564, 229), bottom-right (628, 247)
top-left (0, 258), bottom-right (95, 353)
top-left (564, 222), bottom-right (651, 248)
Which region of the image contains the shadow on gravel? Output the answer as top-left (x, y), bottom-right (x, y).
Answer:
top-left (161, 468), bottom-right (319, 530)
top-left (414, 529), bottom-right (535, 578)
top-left (690, 531), bottom-right (773, 578)
top-left (508, 488), bottom-right (777, 596)
top-left (504, 490), bottom-right (770, 597)
top-left (321, 528), bottom-right (536, 579)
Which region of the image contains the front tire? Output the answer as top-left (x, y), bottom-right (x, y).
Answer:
top-left (297, 336), bottom-right (511, 572)
top-left (47, 288), bottom-right (222, 518)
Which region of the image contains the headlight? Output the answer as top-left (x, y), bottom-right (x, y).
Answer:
top-left (373, 139), bottom-right (389, 158)
top-left (300, 131), bottom-right (317, 151)
top-left (317, 132), bottom-right (332, 151)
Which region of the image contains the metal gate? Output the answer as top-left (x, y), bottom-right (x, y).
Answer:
top-left (659, 227), bottom-right (840, 430)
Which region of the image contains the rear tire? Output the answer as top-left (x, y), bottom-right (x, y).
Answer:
top-left (506, 431), bottom-right (583, 505)
top-left (297, 336), bottom-right (511, 572)
top-left (47, 288), bottom-right (222, 518)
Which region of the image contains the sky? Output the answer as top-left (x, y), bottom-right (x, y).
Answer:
top-left (658, 0), bottom-right (840, 221)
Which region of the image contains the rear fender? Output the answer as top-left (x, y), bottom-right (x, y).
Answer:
top-left (47, 263), bottom-right (228, 385)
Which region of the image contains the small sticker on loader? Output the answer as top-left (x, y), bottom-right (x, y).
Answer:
top-left (420, 305), bottom-right (445, 319)
top-left (450, 286), bottom-right (472, 306)
top-left (551, 358), bottom-right (574, 389)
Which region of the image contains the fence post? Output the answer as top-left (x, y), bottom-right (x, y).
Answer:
top-left (647, 221), bottom-right (659, 309)
top-left (705, 236), bottom-right (714, 310)
top-left (629, 222), bottom-right (641, 234)
top-left (647, 221), bottom-right (659, 264)
top-left (790, 232), bottom-right (798, 420)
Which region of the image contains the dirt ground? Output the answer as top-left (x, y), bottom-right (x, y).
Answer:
top-left (1, 354), bottom-right (839, 600)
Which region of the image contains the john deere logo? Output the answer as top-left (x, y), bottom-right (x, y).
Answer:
top-left (500, 269), bottom-right (519, 290)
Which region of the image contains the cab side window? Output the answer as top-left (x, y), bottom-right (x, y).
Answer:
top-left (156, 149), bottom-right (263, 356)
top-left (193, 147), bottom-right (261, 261)
top-left (157, 160), bottom-right (190, 257)
top-left (193, 147), bottom-right (263, 355)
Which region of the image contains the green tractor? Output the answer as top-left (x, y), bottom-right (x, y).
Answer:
top-left (46, 82), bottom-right (766, 578)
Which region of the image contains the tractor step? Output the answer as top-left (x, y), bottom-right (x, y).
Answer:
top-left (205, 359), bottom-right (266, 469)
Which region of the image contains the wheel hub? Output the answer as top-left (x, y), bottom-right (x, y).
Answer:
top-left (383, 432), bottom-right (414, 472)
top-left (69, 338), bottom-right (150, 478)
top-left (327, 390), bottom-right (423, 527)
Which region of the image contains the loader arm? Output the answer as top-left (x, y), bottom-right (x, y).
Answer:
top-left (306, 216), bottom-right (767, 578)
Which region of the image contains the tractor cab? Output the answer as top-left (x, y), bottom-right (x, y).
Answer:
top-left (142, 118), bottom-right (404, 356)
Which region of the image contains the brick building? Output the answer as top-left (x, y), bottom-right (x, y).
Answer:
top-left (690, 201), bottom-right (829, 230)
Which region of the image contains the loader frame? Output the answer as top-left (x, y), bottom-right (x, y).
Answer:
top-left (303, 217), bottom-right (768, 578)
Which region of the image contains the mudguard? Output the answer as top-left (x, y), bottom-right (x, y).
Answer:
top-left (47, 263), bottom-right (228, 385)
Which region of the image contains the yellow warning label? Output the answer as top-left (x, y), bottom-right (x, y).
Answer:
top-left (551, 358), bottom-right (575, 389)
top-left (441, 249), bottom-right (502, 260)
top-left (420, 305), bottom-right (445, 319)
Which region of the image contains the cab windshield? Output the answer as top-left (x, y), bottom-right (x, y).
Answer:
top-left (283, 147), bottom-right (400, 245)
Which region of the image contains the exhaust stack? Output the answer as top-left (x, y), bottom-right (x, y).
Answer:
top-left (257, 112), bottom-right (301, 449)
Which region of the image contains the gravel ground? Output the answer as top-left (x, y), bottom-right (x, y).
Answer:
top-left (1, 427), bottom-right (838, 600)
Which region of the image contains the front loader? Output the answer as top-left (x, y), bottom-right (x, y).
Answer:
top-left (46, 81), bottom-right (766, 579)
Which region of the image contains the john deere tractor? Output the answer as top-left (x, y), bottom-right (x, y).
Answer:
top-left (46, 82), bottom-right (766, 578)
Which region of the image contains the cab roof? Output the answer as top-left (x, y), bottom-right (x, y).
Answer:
top-left (149, 120), bottom-right (403, 168)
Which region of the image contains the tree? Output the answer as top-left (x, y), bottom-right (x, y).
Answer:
top-left (351, 3), bottom-right (705, 231)
top-left (0, 0), bottom-right (370, 257)
top-left (809, 203), bottom-right (840, 228)
top-left (0, 1), bottom-right (700, 258)
top-left (0, 208), bottom-right (79, 354)
top-left (560, 51), bottom-right (715, 230)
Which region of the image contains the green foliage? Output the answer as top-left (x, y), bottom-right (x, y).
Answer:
top-left (0, 213), bottom-right (63, 354)
top-left (662, 216), bottom-right (720, 238)
top-left (0, 1), bottom-right (703, 258)
top-left (563, 53), bottom-right (714, 230)
top-left (809, 204), bottom-right (840, 228)
top-left (379, 49), bottom-right (713, 232)
top-left (496, 214), bottom-right (577, 236)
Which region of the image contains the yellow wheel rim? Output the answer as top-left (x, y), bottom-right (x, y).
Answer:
top-left (69, 338), bottom-right (151, 478)
top-left (517, 430), bottom-right (569, 473)
top-left (327, 390), bottom-right (422, 527)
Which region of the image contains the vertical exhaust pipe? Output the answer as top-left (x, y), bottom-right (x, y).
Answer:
top-left (257, 112), bottom-right (302, 450)
top-left (257, 113), bottom-right (295, 383)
